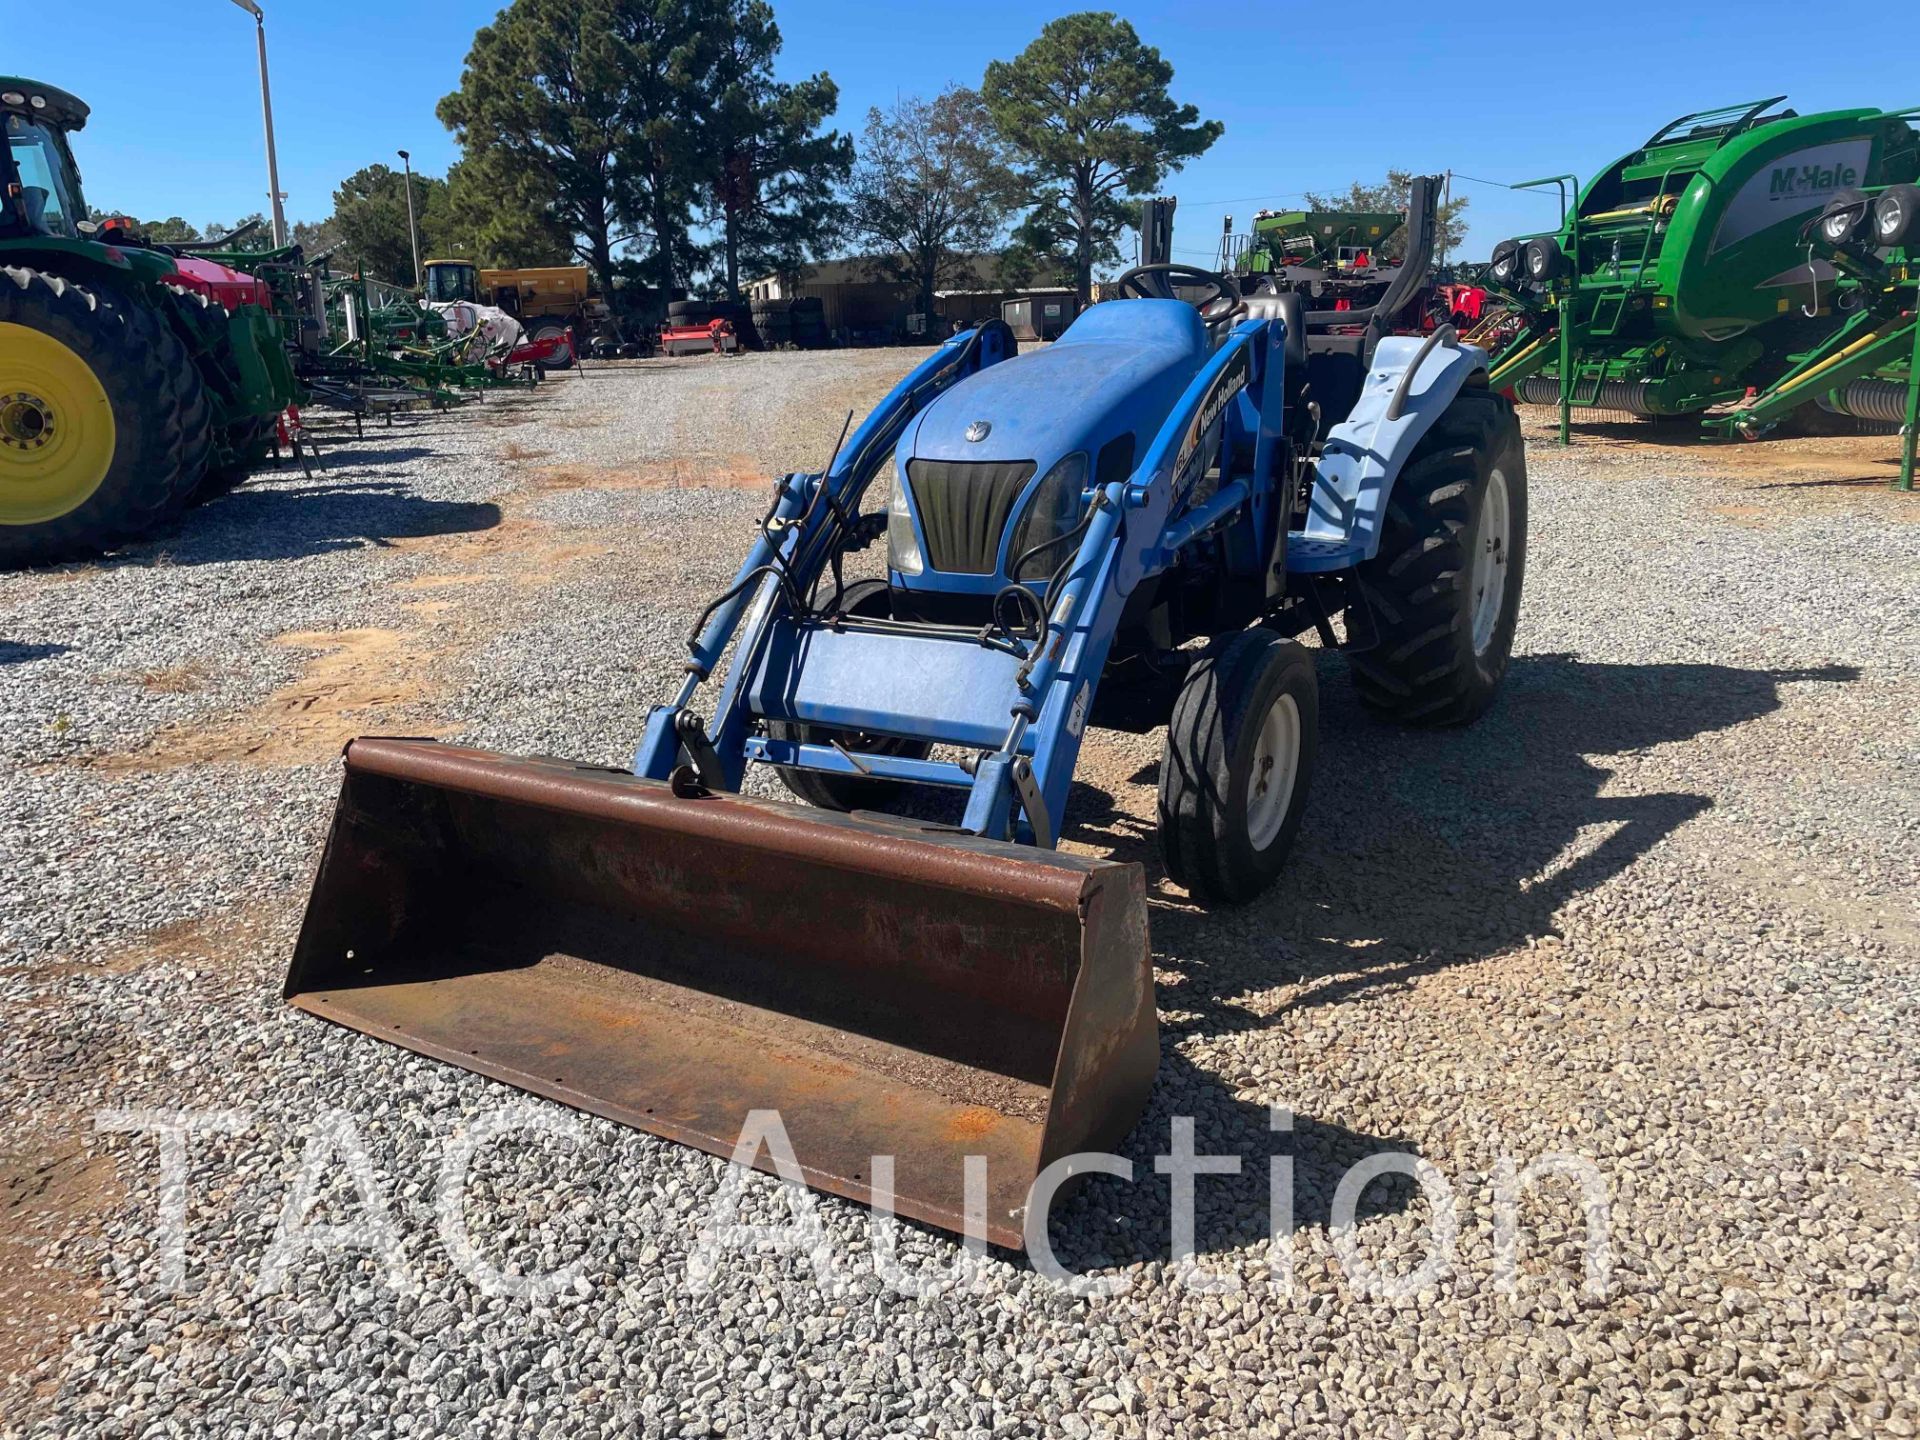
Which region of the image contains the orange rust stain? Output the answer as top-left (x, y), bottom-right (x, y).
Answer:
top-left (947, 1107), bottom-right (1002, 1142)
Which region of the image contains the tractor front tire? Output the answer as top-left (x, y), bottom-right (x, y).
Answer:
top-left (769, 578), bottom-right (933, 812)
top-left (1158, 629), bottom-right (1319, 904)
top-left (0, 267), bottom-right (215, 567)
top-left (1346, 386), bottom-right (1527, 726)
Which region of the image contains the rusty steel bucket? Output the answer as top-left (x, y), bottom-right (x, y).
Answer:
top-left (286, 738), bottom-right (1157, 1249)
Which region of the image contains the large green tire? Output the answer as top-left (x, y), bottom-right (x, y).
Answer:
top-left (1346, 386), bottom-right (1527, 726)
top-left (0, 266), bottom-right (214, 567)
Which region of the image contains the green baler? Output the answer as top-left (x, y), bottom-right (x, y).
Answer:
top-left (1483, 97), bottom-right (1919, 424)
top-left (1724, 185), bottom-right (1919, 488)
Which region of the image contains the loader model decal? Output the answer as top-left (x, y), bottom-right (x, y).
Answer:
top-left (1710, 138), bottom-right (1874, 253)
top-left (1174, 346), bottom-right (1251, 497)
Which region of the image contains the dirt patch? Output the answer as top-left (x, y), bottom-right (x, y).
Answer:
top-left (395, 572), bottom-right (492, 591)
top-left (97, 628), bottom-right (446, 772)
top-left (136, 661), bottom-right (210, 694)
top-left (1709, 503), bottom-right (1774, 529)
top-left (500, 441), bottom-right (555, 463)
top-left (391, 514), bottom-right (618, 584)
top-left (86, 509), bottom-right (643, 774)
top-left (529, 459), bottom-right (767, 493)
top-left (0, 1139), bottom-right (118, 1403)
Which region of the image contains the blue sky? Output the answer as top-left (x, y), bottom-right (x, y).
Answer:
top-left (17, 0), bottom-right (1917, 269)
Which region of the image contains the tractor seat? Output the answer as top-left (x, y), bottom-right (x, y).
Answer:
top-left (1242, 291), bottom-right (1310, 399)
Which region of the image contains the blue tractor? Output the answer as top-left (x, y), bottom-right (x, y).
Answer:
top-left (289, 181), bottom-right (1527, 1249)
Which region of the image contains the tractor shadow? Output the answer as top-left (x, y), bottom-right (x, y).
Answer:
top-left (0, 641), bottom-right (73, 666)
top-left (1015, 652), bottom-right (1855, 1267)
top-left (1029, 1047), bottom-right (1426, 1273)
top-left (137, 483), bottom-right (502, 566)
top-left (288, 444), bottom-right (438, 470)
top-left (1062, 652), bottom-right (1858, 1041)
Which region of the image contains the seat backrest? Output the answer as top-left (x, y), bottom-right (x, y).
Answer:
top-left (1243, 291), bottom-right (1308, 381)
top-left (1304, 334), bottom-right (1367, 424)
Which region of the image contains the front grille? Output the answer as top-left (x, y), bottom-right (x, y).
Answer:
top-left (904, 459), bottom-right (1036, 574)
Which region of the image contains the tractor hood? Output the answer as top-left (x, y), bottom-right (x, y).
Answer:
top-left (904, 300), bottom-right (1208, 472)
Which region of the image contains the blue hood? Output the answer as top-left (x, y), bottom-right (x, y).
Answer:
top-left (905, 300), bottom-right (1209, 469)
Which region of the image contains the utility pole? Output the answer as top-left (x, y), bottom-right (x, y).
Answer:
top-left (229, 0), bottom-right (288, 247)
top-left (399, 149), bottom-right (422, 289)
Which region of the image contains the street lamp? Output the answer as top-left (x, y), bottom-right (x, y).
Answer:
top-left (398, 149), bottom-right (422, 289)
top-left (228, 0), bottom-right (288, 248)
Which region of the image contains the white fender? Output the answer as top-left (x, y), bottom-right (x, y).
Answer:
top-left (1287, 334), bottom-right (1490, 572)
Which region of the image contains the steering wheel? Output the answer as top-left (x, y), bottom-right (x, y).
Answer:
top-left (1115, 263), bottom-right (1246, 330)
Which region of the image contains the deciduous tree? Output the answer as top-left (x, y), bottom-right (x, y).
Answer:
top-left (102, 214), bottom-right (200, 245)
top-left (846, 89), bottom-right (1011, 322)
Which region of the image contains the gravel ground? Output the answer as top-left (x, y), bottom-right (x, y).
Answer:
top-left (3, 351), bottom-right (1917, 1438)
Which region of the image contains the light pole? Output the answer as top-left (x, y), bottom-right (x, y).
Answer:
top-left (228, 0), bottom-right (288, 247)
top-left (398, 149), bottom-right (423, 289)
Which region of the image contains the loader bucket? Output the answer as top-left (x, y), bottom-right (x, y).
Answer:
top-left (286, 739), bottom-right (1157, 1250)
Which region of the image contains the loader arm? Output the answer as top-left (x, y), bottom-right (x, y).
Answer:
top-left (641, 316), bottom-right (1292, 849)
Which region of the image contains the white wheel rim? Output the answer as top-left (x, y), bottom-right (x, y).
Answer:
top-left (1470, 468), bottom-right (1512, 656)
top-left (1245, 692), bottom-right (1301, 851)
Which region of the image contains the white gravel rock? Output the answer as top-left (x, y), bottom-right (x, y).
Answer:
top-left (3, 367), bottom-right (1916, 1438)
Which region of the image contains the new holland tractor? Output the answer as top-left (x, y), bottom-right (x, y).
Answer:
top-left (1, 78), bottom-right (294, 566)
top-left (1479, 97), bottom-right (1919, 429)
top-left (287, 180), bottom-right (1528, 1248)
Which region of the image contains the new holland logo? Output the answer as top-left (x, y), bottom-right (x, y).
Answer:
top-left (1172, 348), bottom-right (1251, 494)
top-left (965, 420), bottom-right (992, 443)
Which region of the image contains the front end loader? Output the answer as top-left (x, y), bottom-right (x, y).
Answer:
top-left (290, 180), bottom-right (1528, 1248)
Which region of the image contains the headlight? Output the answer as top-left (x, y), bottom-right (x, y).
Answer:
top-left (886, 465), bottom-right (923, 575)
top-left (1007, 453), bottom-right (1090, 580)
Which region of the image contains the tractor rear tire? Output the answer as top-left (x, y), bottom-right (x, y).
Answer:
top-left (1158, 629), bottom-right (1318, 904)
top-left (1346, 386), bottom-right (1527, 726)
top-left (0, 267), bottom-right (214, 568)
top-left (194, 414), bottom-right (276, 502)
top-left (769, 578), bottom-right (933, 812)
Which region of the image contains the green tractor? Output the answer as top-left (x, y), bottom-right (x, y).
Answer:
top-left (1, 78), bottom-right (295, 566)
top-left (1480, 98), bottom-right (1919, 429)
